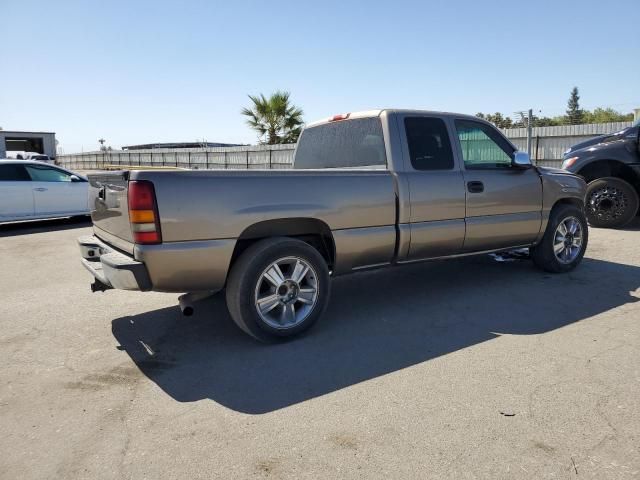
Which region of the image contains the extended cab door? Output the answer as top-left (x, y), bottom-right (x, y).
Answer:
top-left (0, 163), bottom-right (34, 221)
top-left (453, 119), bottom-right (542, 252)
top-left (399, 115), bottom-right (466, 260)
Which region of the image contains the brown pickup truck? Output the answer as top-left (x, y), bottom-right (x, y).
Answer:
top-left (79, 109), bottom-right (588, 341)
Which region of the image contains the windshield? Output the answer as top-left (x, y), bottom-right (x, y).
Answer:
top-left (633, 118), bottom-right (640, 128)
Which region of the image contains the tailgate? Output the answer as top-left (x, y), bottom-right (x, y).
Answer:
top-left (88, 171), bottom-right (134, 253)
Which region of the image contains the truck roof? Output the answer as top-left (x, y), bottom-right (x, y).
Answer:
top-left (306, 109), bottom-right (483, 128)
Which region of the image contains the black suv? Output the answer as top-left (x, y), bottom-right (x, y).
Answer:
top-left (562, 120), bottom-right (640, 228)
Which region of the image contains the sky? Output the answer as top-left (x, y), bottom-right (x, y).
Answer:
top-left (1, 0), bottom-right (639, 153)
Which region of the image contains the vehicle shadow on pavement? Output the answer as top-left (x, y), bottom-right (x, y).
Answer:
top-left (616, 217), bottom-right (640, 231)
top-left (112, 255), bottom-right (640, 414)
top-left (0, 217), bottom-right (91, 237)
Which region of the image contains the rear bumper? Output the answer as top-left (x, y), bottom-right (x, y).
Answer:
top-left (78, 234), bottom-right (236, 293)
top-left (78, 235), bottom-right (151, 291)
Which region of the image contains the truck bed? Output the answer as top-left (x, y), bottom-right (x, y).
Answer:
top-left (87, 168), bottom-right (398, 291)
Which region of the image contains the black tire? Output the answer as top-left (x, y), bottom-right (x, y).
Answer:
top-left (585, 177), bottom-right (639, 228)
top-left (225, 237), bottom-right (330, 342)
top-left (531, 204), bottom-right (588, 273)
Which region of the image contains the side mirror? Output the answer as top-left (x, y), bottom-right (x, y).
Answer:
top-left (512, 151), bottom-right (532, 169)
top-left (70, 174), bottom-right (82, 182)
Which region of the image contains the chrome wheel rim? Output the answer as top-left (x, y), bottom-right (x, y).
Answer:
top-left (254, 256), bottom-right (319, 329)
top-left (588, 186), bottom-right (628, 221)
top-left (553, 216), bottom-right (584, 264)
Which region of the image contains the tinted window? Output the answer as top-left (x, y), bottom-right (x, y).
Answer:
top-left (0, 164), bottom-right (30, 181)
top-left (405, 117), bottom-right (454, 170)
top-left (295, 118), bottom-right (386, 169)
top-left (26, 165), bottom-right (73, 182)
top-left (455, 120), bottom-right (514, 169)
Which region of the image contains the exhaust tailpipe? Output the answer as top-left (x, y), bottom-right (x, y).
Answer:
top-left (178, 291), bottom-right (215, 316)
top-left (91, 279), bottom-right (112, 292)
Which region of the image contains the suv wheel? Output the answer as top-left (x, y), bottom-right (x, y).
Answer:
top-left (531, 204), bottom-right (588, 273)
top-left (225, 237), bottom-right (330, 341)
top-left (585, 177), bottom-right (639, 228)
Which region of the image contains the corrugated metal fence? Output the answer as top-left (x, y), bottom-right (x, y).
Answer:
top-left (504, 121), bottom-right (632, 167)
top-left (57, 121), bottom-right (632, 170)
top-left (58, 144), bottom-right (296, 170)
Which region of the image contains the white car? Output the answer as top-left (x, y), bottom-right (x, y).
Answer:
top-left (0, 160), bottom-right (90, 223)
top-left (5, 151), bottom-right (55, 164)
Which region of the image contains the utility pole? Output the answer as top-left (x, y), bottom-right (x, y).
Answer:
top-left (527, 109), bottom-right (533, 156)
top-left (514, 109), bottom-right (534, 156)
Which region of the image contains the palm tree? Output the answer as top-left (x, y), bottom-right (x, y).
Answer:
top-left (241, 91), bottom-right (304, 144)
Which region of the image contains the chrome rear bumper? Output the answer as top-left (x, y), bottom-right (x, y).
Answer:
top-left (78, 235), bottom-right (152, 291)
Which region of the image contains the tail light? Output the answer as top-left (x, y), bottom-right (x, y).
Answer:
top-left (128, 180), bottom-right (162, 244)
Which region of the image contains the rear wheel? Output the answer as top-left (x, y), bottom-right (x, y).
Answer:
top-left (531, 204), bottom-right (588, 273)
top-left (225, 237), bottom-right (330, 342)
top-left (585, 177), bottom-right (639, 228)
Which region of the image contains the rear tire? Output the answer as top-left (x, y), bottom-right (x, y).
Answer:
top-left (225, 237), bottom-right (330, 342)
top-left (585, 177), bottom-right (639, 228)
top-left (531, 204), bottom-right (588, 273)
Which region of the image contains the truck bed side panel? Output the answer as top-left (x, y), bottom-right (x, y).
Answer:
top-left (132, 170), bottom-right (396, 239)
top-left (131, 169), bottom-right (398, 286)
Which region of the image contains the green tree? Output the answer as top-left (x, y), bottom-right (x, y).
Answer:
top-left (582, 107), bottom-right (634, 124)
top-left (534, 116), bottom-right (562, 127)
top-left (476, 112), bottom-right (513, 129)
top-left (241, 91), bottom-right (304, 144)
top-left (566, 87), bottom-right (584, 124)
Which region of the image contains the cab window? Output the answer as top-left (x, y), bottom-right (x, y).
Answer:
top-left (404, 117), bottom-right (454, 170)
top-left (455, 120), bottom-right (514, 169)
top-left (294, 118), bottom-right (387, 169)
top-left (26, 165), bottom-right (73, 182)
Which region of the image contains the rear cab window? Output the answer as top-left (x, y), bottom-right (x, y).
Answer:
top-left (294, 117), bottom-right (387, 169)
top-left (0, 164), bottom-right (31, 181)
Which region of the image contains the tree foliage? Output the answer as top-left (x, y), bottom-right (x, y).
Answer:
top-left (566, 86), bottom-right (584, 125)
top-left (476, 86), bottom-right (633, 129)
top-left (241, 91), bottom-right (304, 144)
top-left (475, 112), bottom-right (513, 129)
top-left (583, 107), bottom-right (633, 124)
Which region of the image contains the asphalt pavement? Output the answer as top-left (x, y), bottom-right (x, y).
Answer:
top-left (1, 218), bottom-right (639, 479)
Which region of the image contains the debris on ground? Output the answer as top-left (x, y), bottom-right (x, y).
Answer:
top-left (489, 248), bottom-right (530, 262)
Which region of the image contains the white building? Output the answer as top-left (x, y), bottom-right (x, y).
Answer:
top-left (0, 130), bottom-right (57, 159)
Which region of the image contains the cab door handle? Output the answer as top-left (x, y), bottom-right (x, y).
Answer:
top-left (33, 187), bottom-right (48, 192)
top-left (467, 181), bottom-right (484, 193)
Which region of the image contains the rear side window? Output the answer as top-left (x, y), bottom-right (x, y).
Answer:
top-left (0, 164), bottom-right (30, 181)
top-left (294, 118), bottom-right (387, 169)
top-left (404, 117), bottom-right (454, 170)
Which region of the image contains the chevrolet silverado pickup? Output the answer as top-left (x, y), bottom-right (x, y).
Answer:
top-left (79, 109), bottom-right (588, 341)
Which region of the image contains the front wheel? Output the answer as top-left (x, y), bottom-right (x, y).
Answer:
top-left (531, 204), bottom-right (588, 273)
top-left (585, 177), bottom-right (639, 228)
top-left (225, 237), bottom-right (330, 342)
